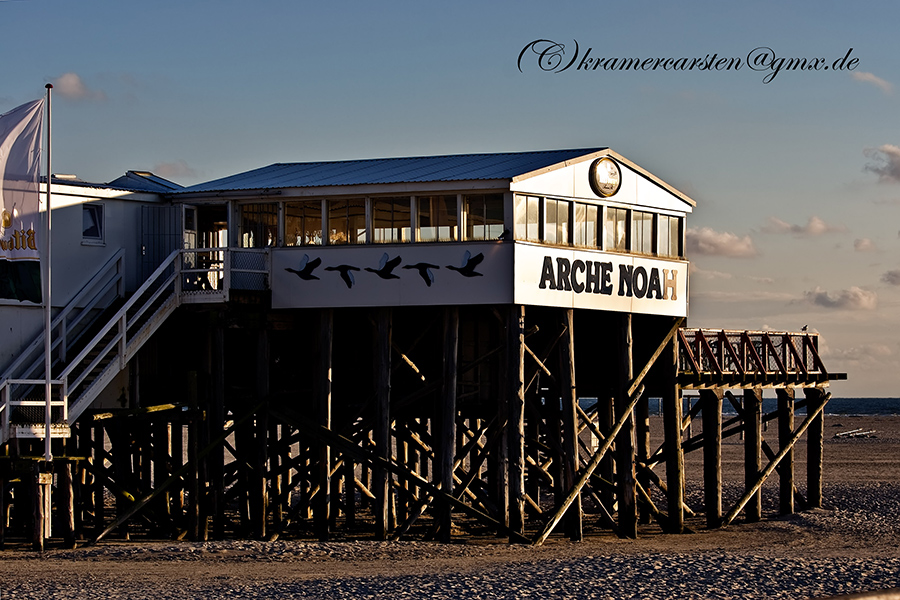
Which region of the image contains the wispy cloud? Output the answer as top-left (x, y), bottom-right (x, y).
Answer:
top-left (881, 270), bottom-right (900, 285)
top-left (50, 72), bottom-right (106, 102)
top-left (854, 238), bottom-right (879, 252)
top-left (152, 159), bottom-right (198, 182)
top-left (686, 227), bottom-right (757, 257)
top-left (863, 144), bottom-right (900, 183)
top-left (761, 215), bottom-right (846, 235)
top-left (851, 71), bottom-right (893, 95)
top-left (803, 286), bottom-right (877, 310)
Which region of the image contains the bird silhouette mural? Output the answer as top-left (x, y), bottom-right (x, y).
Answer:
top-left (403, 262), bottom-right (440, 287)
top-left (325, 264), bottom-right (361, 289)
top-left (285, 254), bottom-right (322, 280)
top-left (446, 250), bottom-right (484, 277)
top-left (365, 253), bottom-right (402, 279)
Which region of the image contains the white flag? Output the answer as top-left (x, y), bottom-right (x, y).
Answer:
top-left (0, 98), bottom-right (44, 302)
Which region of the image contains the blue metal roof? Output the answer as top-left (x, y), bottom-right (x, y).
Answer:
top-left (175, 148), bottom-right (606, 194)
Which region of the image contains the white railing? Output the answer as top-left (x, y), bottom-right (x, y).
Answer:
top-left (2, 247), bottom-right (272, 444)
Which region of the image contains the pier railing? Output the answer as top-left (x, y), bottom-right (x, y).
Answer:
top-left (677, 329), bottom-right (842, 388)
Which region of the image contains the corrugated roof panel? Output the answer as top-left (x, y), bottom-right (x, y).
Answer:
top-left (176, 148), bottom-right (605, 194)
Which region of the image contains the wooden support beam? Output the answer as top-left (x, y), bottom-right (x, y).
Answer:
top-left (559, 308), bottom-right (582, 541)
top-left (209, 324), bottom-right (226, 539)
top-left (60, 462), bottom-right (77, 548)
top-left (314, 308), bottom-right (333, 540)
top-left (700, 388), bottom-right (723, 528)
top-left (508, 305), bottom-right (526, 540)
top-left (743, 387), bottom-right (762, 522)
top-left (722, 394), bottom-right (829, 527)
top-left (776, 387), bottom-right (795, 514)
top-left (636, 391), bottom-right (651, 525)
top-left (92, 422), bottom-right (106, 535)
top-left (663, 332), bottom-right (684, 534)
top-left (532, 384), bottom-right (643, 546)
top-left (437, 307), bottom-right (458, 542)
top-left (616, 313), bottom-right (637, 538)
top-left (805, 388), bottom-right (827, 508)
top-left (374, 307), bottom-right (393, 540)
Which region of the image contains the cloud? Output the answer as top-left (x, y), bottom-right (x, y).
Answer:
top-left (863, 144), bottom-right (900, 183)
top-left (854, 238), bottom-right (879, 252)
top-left (820, 342), bottom-right (893, 362)
top-left (51, 73), bottom-right (106, 102)
top-left (761, 215), bottom-right (846, 235)
top-left (881, 270), bottom-right (900, 285)
top-left (689, 264), bottom-right (733, 279)
top-left (748, 276), bottom-right (775, 284)
top-left (851, 71), bottom-right (893, 95)
top-left (803, 286), bottom-right (877, 310)
top-left (686, 227), bottom-right (757, 257)
top-left (691, 290), bottom-right (794, 303)
top-left (151, 159), bottom-right (198, 181)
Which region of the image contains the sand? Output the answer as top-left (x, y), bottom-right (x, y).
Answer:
top-left (1, 415), bottom-right (899, 599)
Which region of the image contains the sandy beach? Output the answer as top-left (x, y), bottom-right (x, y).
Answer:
top-left (1, 414), bottom-right (899, 599)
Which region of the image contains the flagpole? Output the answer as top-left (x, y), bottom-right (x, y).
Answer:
top-left (43, 83), bottom-right (53, 462)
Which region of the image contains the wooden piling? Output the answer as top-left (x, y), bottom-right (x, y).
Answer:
top-left (615, 313), bottom-right (637, 538)
top-left (776, 387), bottom-right (795, 514)
top-left (805, 387), bottom-right (826, 508)
top-left (743, 387), bottom-right (762, 522)
top-left (60, 462), bottom-right (77, 548)
top-left (437, 306), bottom-right (458, 542)
top-left (662, 333), bottom-right (684, 534)
top-left (314, 308), bottom-right (333, 540)
top-left (700, 387), bottom-right (723, 528)
top-left (559, 308), bottom-right (582, 541)
top-left (375, 307), bottom-right (393, 540)
top-left (508, 304), bottom-right (526, 539)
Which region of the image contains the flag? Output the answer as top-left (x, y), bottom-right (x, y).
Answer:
top-left (0, 98), bottom-right (44, 303)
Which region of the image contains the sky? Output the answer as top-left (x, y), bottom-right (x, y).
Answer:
top-left (2, 0), bottom-right (898, 396)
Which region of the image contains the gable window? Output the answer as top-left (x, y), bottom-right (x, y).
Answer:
top-left (632, 210), bottom-right (654, 255)
top-left (82, 204), bottom-right (104, 245)
top-left (605, 206), bottom-right (628, 251)
top-left (544, 198), bottom-right (570, 245)
top-left (417, 195), bottom-right (458, 242)
top-left (372, 197), bottom-right (411, 243)
top-left (658, 214), bottom-right (682, 258)
top-left (465, 194), bottom-right (504, 240)
top-left (284, 200), bottom-right (323, 246)
top-left (573, 202), bottom-right (599, 247)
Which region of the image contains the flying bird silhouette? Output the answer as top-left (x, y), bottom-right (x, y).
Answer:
top-left (446, 250), bottom-right (484, 277)
top-left (365, 253), bottom-right (402, 279)
top-left (325, 264), bottom-right (361, 289)
top-left (403, 262), bottom-right (440, 287)
top-left (284, 254), bottom-right (322, 280)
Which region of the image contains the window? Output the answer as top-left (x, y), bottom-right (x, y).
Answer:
top-left (632, 210), bottom-right (654, 255)
top-left (328, 198), bottom-right (366, 245)
top-left (82, 204), bottom-right (104, 245)
top-left (417, 195), bottom-right (458, 242)
top-left (544, 198), bottom-right (570, 245)
top-left (659, 214), bottom-right (682, 257)
top-left (465, 194), bottom-right (504, 240)
top-left (514, 195), bottom-right (540, 242)
top-left (573, 202), bottom-right (599, 247)
top-left (240, 203), bottom-right (278, 248)
top-left (284, 201), bottom-right (323, 246)
top-left (605, 206), bottom-right (628, 251)
top-left (372, 197), bottom-right (411, 243)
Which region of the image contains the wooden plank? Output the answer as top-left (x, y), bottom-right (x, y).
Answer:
top-left (509, 305), bottom-right (526, 539)
top-left (663, 332), bottom-right (684, 534)
top-left (805, 388), bottom-right (827, 508)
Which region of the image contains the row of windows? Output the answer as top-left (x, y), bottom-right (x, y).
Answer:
top-left (240, 194), bottom-right (505, 248)
top-left (237, 193), bottom-right (683, 258)
top-left (514, 195), bottom-right (682, 257)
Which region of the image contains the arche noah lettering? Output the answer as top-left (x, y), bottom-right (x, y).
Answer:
top-left (538, 255), bottom-right (677, 300)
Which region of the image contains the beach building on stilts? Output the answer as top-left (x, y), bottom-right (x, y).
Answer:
top-left (0, 147), bottom-right (846, 549)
